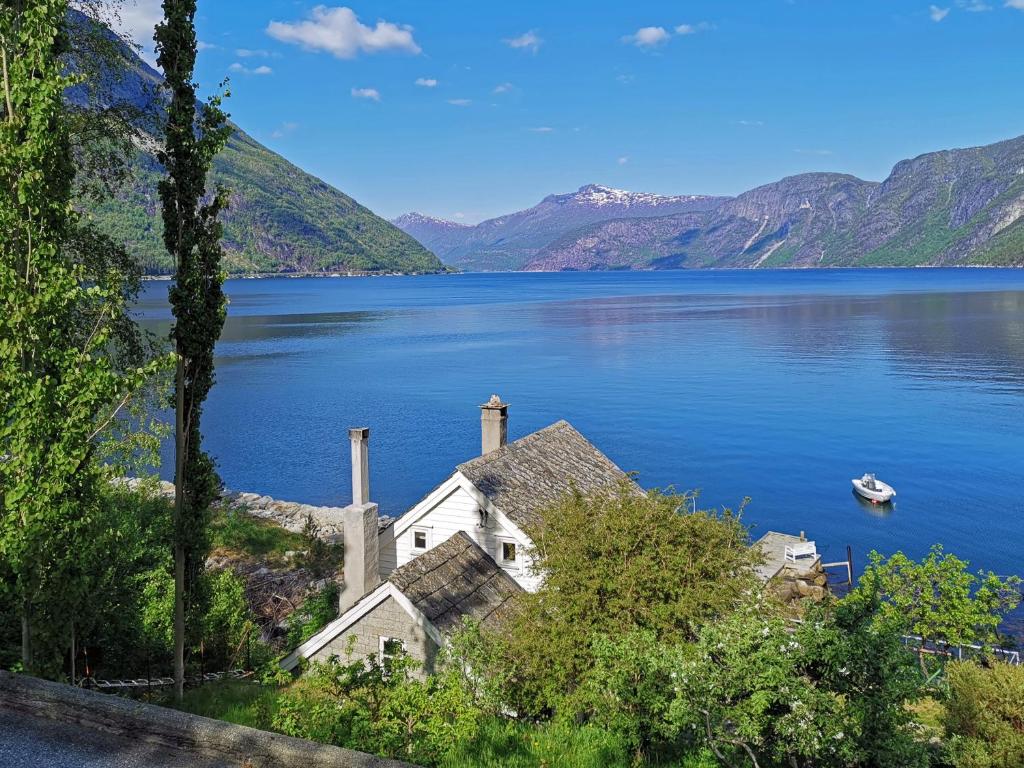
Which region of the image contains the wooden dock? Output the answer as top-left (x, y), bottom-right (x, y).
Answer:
top-left (754, 531), bottom-right (821, 583)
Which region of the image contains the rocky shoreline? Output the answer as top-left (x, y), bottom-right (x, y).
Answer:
top-left (118, 478), bottom-right (392, 540)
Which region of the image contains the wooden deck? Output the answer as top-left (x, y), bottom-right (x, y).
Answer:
top-left (754, 531), bottom-right (821, 582)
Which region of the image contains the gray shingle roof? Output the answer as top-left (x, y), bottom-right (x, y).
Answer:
top-left (456, 420), bottom-right (634, 528)
top-left (388, 531), bottom-right (523, 635)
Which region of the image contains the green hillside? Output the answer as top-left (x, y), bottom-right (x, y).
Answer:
top-left (85, 129), bottom-right (445, 275)
top-left (71, 12), bottom-right (444, 276)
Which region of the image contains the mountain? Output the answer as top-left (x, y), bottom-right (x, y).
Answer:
top-left (528, 137), bottom-right (1024, 270)
top-left (395, 137), bottom-right (1024, 271)
top-left (394, 185), bottom-right (727, 271)
top-left (69, 12), bottom-right (443, 276)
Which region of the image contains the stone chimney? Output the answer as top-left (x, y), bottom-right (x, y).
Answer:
top-left (340, 428), bottom-right (380, 614)
top-left (480, 395), bottom-right (509, 455)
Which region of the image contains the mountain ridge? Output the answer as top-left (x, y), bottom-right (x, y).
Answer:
top-left (394, 137), bottom-right (1024, 271)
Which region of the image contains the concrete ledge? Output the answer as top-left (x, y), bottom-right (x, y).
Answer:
top-left (0, 670), bottom-right (415, 768)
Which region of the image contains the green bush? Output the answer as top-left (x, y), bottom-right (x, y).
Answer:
top-left (273, 652), bottom-right (480, 767)
top-left (945, 661), bottom-right (1024, 768)
top-left (285, 582), bottom-right (339, 649)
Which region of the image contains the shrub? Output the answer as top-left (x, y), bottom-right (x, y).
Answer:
top-left (945, 661), bottom-right (1024, 768)
top-left (273, 652), bottom-right (481, 767)
top-left (476, 485), bottom-right (758, 716)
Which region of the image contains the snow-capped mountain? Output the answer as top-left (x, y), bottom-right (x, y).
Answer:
top-left (393, 184), bottom-right (726, 271)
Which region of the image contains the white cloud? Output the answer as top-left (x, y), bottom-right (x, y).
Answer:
top-left (351, 87), bottom-right (381, 101)
top-left (675, 22), bottom-right (714, 34)
top-left (616, 74), bottom-right (635, 84)
top-left (617, 156), bottom-right (629, 165)
top-left (271, 122), bottom-right (299, 139)
top-left (493, 82), bottom-right (514, 94)
top-left (794, 148), bottom-right (834, 156)
top-left (229, 62), bottom-right (273, 75)
top-left (236, 48), bottom-right (273, 58)
top-left (528, 126), bottom-right (554, 133)
top-left (110, 0), bottom-right (162, 62)
top-left (1006, 0), bottom-right (1024, 9)
top-left (197, 41), bottom-right (218, 51)
top-left (504, 30), bottom-right (542, 53)
top-left (267, 6), bottom-right (421, 59)
top-left (929, 5), bottom-right (950, 21)
top-left (623, 26), bottom-right (671, 48)
top-left (956, 0), bottom-right (992, 10)
top-left (453, 212), bottom-right (466, 220)
top-left (415, 77), bottom-right (438, 87)
top-left (447, 98), bottom-right (472, 106)
top-left (736, 119), bottom-right (765, 126)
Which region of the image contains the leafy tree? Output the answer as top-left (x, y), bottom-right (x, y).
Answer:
top-left (566, 631), bottom-right (688, 763)
top-left (857, 545), bottom-right (1022, 675)
top-left (153, 0), bottom-right (231, 700)
top-left (669, 595), bottom-right (928, 768)
top-left (945, 660), bottom-right (1024, 768)
top-left (0, 0), bottom-right (155, 671)
top-left (474, 484), bottom-right (759, 716)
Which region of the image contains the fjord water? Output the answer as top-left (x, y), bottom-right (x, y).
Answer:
top-left (136, 269), bottom-right (1024, 587)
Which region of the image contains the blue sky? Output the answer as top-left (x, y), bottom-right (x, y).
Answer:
top-left (118, 0), bottom-right (1024, 223)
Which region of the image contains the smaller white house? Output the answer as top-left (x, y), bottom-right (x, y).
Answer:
top-left (282, 396), bottom-right (635, 672)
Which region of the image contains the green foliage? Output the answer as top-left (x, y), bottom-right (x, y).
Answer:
top-left (201, 569), bottom-right (252, 671)
top-left (565, 631), bottom-right (689, 761)
top-left (669, 594), bottom-right (929, 768)
top-left (944, 661), bottom-right (1024, 768)
top-left (154, 0), bottom-right (231, 697)
top-left (441, 718), bottom-right (641, 768)
top-left (285, 582), bottom-right (339, 649)
top-left (0, 0), bottom-right (160, 672)
top-left (273, 653), bottom-right (480, 767)
top-left (209, 508), bottom-right (307, 564)
top-left (295, 514), bottom-right (343, 578)
top-left (857, 545), bottom-right (1022, 675)
top-left (173, 679), bottom-right (281, 731)
top-left (474, 485), bottom-right (758, 716)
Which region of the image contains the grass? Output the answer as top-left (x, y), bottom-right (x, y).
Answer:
top-left (169, 682), bottom-right (718, 768)
top-left (171, 679), bottom-right (282, 731)
top-left (209, 507), bottom-right (307, 565)
top-left (441, 719), bottom-right (718, 768)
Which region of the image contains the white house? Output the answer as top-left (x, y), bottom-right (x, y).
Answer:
top-left (282, 396), bottom-right (635, 672)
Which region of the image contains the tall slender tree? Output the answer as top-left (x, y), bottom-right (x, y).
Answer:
top-left (0, 0), bottom-right (153, 672)
top-left (153, 0), bottom-right (230, 701)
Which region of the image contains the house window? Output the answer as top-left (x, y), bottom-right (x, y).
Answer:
top-left (500, 540), bottom-right (518, 565)
top-left (412, 528), bottom-right (428, 550)
top-left (379, 636), bottom-right (406, 669)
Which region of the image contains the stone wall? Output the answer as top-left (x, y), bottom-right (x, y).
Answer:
top-left (309, 596), bottom-right (439, 676)
top-left (0, 670), bottom-right (414, 768)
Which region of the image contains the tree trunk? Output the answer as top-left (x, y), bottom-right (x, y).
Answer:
top-left (21, 608), bottom-right (30, 670)
top-left (173, 353), bottom-right (186, 702)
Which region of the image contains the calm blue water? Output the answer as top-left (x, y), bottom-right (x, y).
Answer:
top-left (136, 269), bottom-right (1024, 591)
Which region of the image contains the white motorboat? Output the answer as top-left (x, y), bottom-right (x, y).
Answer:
top-left (852, 473), bottom-right (895, 504)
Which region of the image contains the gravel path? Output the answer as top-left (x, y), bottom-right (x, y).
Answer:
top-left (0, 711), bottom-right (233, 768)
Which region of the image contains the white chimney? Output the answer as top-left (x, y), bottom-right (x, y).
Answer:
top-left (480, 395), bottom-right (509, 455)
top-left (349, 427), bottom-right (370, 506)
top-left (340, 427), bottom-right (379, 614)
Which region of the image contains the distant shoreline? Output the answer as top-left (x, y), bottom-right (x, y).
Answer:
top-left (141, 264), bottom-right (1022, 280)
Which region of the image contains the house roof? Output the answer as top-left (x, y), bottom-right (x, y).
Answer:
top-left (388, 531), bottom-right (523, 635)
top-left (456, 420), bottom-right (634, 529)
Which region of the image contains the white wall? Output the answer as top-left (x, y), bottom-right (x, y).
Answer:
top-left (381, 479), bottom-right (541, 592)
